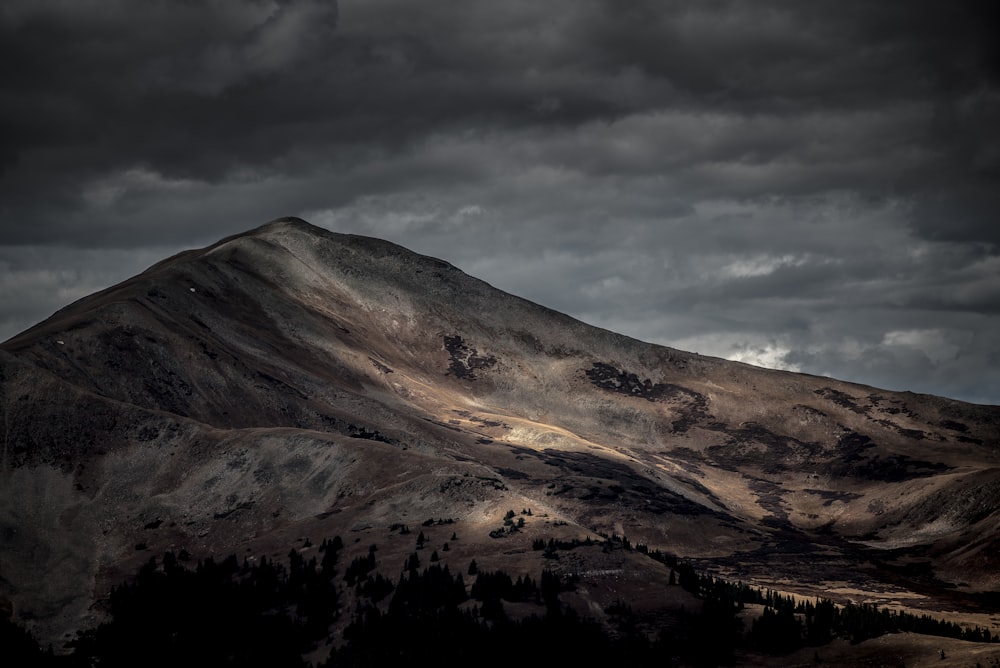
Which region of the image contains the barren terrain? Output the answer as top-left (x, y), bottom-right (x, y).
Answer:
top-left (1, 218), bottom-right (998, 662)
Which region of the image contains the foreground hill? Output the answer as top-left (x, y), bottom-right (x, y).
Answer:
top-left (1, 217), bottom-right (998, 652)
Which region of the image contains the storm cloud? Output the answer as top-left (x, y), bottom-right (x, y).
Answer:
top-left (2, 0), bottom-right (999, 404)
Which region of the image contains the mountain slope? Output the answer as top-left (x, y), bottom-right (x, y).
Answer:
top-left (2, 217), bottom-right (999, 646)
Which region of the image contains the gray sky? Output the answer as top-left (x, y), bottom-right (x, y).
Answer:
top-left (2, 0), bottom-right (999, 405)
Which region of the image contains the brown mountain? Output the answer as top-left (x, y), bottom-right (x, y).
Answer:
top-left (2, 217), bottom-right (999, 650)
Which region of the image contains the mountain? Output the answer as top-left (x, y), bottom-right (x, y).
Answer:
top-left (2, 217), bottom-right (999, 651)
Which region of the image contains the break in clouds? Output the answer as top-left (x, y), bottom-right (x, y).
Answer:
top-left (2, 0), bottom-right (999, 404)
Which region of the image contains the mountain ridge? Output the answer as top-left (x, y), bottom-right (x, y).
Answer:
top-left (1, 217), bottom-right (998, 650)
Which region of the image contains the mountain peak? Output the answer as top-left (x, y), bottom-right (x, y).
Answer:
top-left (2, 219), bottom-right (999, 650)
top-left (251, 215), bottom-right (327, 236)
top-left (210, 215), bottom-right (335, 255)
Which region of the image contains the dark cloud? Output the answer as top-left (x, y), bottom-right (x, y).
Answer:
top-left (1, 0), bottom-right (999, 403)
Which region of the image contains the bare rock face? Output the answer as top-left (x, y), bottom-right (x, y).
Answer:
top-left (2, 217), bottom-right (999, 645)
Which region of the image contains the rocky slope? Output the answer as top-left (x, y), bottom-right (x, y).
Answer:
top-left (2, 217), bottom-right (998, 646)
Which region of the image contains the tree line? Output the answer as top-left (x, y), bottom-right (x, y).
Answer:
top-left (4, 531), bottom-right (996, 667)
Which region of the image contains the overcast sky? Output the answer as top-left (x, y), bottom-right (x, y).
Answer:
top-left (2, 1), bottom-right (999, 405)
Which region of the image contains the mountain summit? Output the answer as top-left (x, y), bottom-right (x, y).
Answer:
top-left (2, 218), bottom-right (999, 647)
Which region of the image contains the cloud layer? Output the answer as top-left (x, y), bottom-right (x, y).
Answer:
top-left (2, 0), bottom-right (999, 404)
